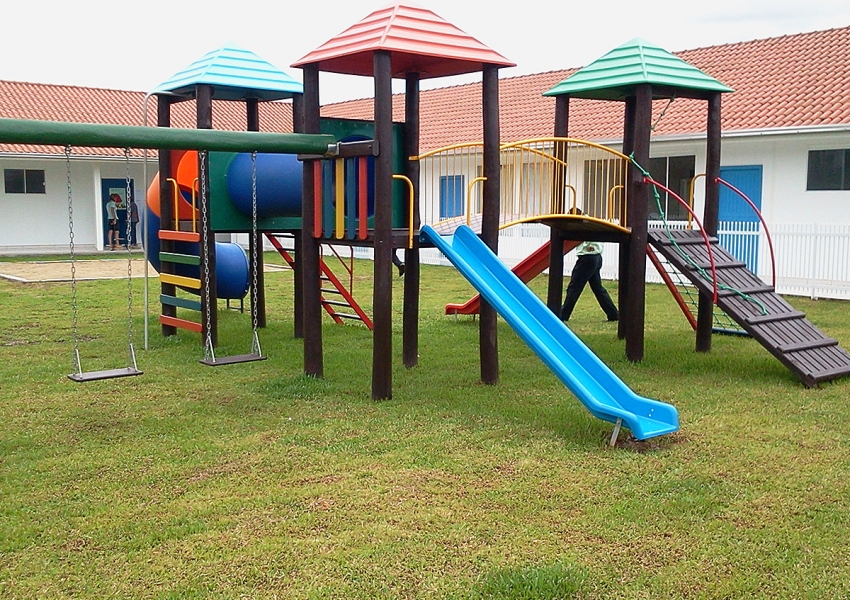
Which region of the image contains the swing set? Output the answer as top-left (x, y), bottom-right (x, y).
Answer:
top-left (0, 116), bottom-right (335, 382)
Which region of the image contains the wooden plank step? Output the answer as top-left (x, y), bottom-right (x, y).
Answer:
top-left (69, 367), bottom-right (143, 382)
top-left (694, 260), bottom-right (748, 270)
top-left (159, 251), bottom-right (200, 266)
top-left (159, 294), bottom-right (202, 312)
top-left (776, 338), bottom-right (838, 353)
top-left (158, 230), bottom-right (200, 243)
top-left (159, 314), bottom-right (203, 333)
top-left (745, 311), bottom-right (806, 325)
top-left (160, 273), bottom-right (202, 290)
top-left (718, 285), bottom-right (775, 297)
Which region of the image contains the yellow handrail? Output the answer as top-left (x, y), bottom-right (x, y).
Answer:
top-left (392, 174), bottom-right (415, 248)
top-left (166, 178), bottom-right (180, 231)
top-left (467, 176), bottom-right (487, 226)
top-left (191, 178), bottom-right (199, 233)
top-left (688, 174), bottom-right (705, 230)
top-left (608, 185), bottom-right (624, 225)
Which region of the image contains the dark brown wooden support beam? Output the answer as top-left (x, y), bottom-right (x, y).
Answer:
top-left (547, 94), bottom-right (570, 314)
top-left (300, 66), bottom-right (323, 377)
top-left (157, 95), bottom-right (176, 337)
top-left (292, 94), bottom-right (305, 339)
top-left (625, 85), bottom-right (652, 362)
top-left (619, 97), bottom-right (637, 341)
top-left (697, 92), bottom-right (723, 352)
top-left (246, 98), bottom-right (266, 329)
top-left (403, 73), bottom-right (421, 369)
top-left (480, 65), bottom-right (501, 385)
top-left (372, 51), bottom-right (394, 400)
top-left (197, 84), bottom-right (217, 348)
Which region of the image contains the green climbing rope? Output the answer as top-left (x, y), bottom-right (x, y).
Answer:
top-left (629, 154), bottom-right (767, 316)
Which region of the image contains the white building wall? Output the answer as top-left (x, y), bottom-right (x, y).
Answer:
top-left (0, 155), bottom-right (154, 255)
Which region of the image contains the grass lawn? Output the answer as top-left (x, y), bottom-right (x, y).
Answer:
top-left (1, 253), bottom-right (849, 599)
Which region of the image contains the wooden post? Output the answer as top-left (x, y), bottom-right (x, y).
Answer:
top-left (625, 85), bottom-right (651, 363)
top-left (292, 94), bottom-right (305, 339)
top-left (619, 97), bottom-right (637, 341)
top-left (246, 97), bottom-right (266, 329)
top-left (403, 73), bottom-right (420, 369)
top-left (300, 65), bottom-right (323, 377)
top-left (480, 65), bottom-right (501, 385)
top-left (372, 50), bottom-right (394, 399)
top-left (547, 94), bottom-right (569, 314)
top-left (157, 94), bottom-right (176, 337)
top-left (197, 84), bottom-right (217, 348)
top-left (697, 92), bottom-right (723, 352)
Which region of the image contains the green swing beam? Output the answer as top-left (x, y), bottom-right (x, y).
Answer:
top-left (0, 117), bottom-right (335, 154)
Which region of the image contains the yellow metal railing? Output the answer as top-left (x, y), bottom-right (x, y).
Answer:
top-left (417, 137), bottom-right (629, 233)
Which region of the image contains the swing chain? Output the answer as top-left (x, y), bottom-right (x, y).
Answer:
top-left (123, 149), bottom-right (136, 362)
top-left (250, 151), bottom-right (262, 357)
top-left (65, 146), bottom-right (81, 375)
top-left (200, 151), bottom-right (215, 362)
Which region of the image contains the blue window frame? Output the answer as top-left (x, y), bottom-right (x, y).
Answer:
top-left (439, 175), bottom-right (465, 219)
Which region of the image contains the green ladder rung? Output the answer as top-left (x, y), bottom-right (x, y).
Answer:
top-left (159, 251), bottom-right (200, 266)
top-left (160, 294), bottom-right (202, 312)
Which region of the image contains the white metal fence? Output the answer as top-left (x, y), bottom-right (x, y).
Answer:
top-left (413, 221), bottom-right (850, 300)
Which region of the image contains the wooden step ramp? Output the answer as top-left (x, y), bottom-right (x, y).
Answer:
top-left (648, 228), bottom-right (850, 387)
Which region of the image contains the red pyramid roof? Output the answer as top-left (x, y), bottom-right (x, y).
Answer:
top-left (292, 3), bottom-right (515, 78)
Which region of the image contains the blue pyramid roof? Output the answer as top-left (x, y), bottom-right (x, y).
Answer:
top-left (154, 45), bottom-right (303, 101)
top-left (544, 38), bottom-right (732, 100)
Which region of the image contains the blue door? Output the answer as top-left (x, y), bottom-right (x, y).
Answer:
top-left (718, 165), bottom-right (763, 273)
top-left (101, 178), bottom-right (135, 247)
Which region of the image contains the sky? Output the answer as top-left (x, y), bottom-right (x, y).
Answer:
top-left (3, 0), bottom-right (849, 105)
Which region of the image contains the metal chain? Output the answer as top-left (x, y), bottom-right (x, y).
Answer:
top-left (123, 149), bottom-right (136, 366)
top-left (200, 151), bottom-right (214, 361)
top-left (65, 146), bottom-right (81, 376)
top-left (250, 152), bottom-right (262, 356)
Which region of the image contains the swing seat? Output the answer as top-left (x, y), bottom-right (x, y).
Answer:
top-left (68, 367), bottom-right (143, 382)
top-left (199, 353), bottom-right (267, 367)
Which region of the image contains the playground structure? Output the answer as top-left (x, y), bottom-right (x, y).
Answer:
top-left (1, 3), bottom-right (849, 440)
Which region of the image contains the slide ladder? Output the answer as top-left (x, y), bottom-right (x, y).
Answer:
top-left (648, 228), bottom-right (850, 387)
top-left (446, 239), bottom-right (581, 316)
top-left (266, 234), bottom-right (373, 330)
top-left (422, 224), bottom-right (678, 441)
top-left (157, 225), bottom-right (203, 334)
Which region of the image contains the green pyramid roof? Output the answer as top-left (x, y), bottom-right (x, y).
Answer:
top-left (154, 45), bottom-right (302, 101)
top-left (543, 38), bottom-right (732, 100)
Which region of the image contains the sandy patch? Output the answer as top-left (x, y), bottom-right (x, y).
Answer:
top-left (0, 259), bottom-right (290, 283)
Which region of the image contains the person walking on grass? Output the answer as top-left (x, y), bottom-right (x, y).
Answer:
top-left (560, 240), bottom-right (619, 322)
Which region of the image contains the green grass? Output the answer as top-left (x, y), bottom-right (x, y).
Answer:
top-left (1, 253), bottom-right (849, 598)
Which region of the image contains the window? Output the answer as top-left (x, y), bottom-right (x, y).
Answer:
top-left (4, 169), bottom-right (46, 194)
top-left (439, 175), bottom-right (465, 219)
top-left (645, 155), bottom-right (694, 221)
top-left (807, 149), bottom-right (850, 190)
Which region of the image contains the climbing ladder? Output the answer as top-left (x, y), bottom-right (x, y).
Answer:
top-left (646, 245), bottom-right (746, 335)
top-left (648, 228), bottom-right (850, 387)
top-left (265, 233), bottom-right (373, 330)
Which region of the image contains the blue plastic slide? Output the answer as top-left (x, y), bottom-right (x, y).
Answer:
top-left (421, 225), bottom-right (679, 440)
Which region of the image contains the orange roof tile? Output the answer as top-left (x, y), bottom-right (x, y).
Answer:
top-left (0, 81), bottom-right (294, 157)
top-left (292, 3), bottom-right (514, 78)
top-left (2, 26), bottom-right (849, 156)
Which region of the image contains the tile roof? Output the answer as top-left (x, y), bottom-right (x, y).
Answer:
top-left (292, 3), bottom-right (514, 78)
top-left (0, 81), bottom-right (294, 157)
top-left (2, 25), bottom-right (849, 157)
top-left (324, 25), bottom-right (850, 148)
top-left (543, 37), bottom-right (733, 100)
top-left (154, 45), bottom-right (302, 101)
